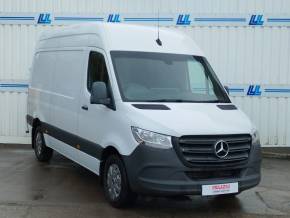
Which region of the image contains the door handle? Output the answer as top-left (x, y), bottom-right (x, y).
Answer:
top-left (81, 105), bottom-right (88, 111)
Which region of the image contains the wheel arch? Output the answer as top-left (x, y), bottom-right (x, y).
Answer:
top-left (99, 146), bottom-right (122, 184)
top-left (31, 118), bottom-right (41, 148)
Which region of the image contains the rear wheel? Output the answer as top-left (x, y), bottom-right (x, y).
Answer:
top-left (103, 154), bottom-right (136, 208)
top-left (33, 126), bottom-right (53, 162)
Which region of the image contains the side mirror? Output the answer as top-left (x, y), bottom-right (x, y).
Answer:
top-left (90, 82), bottom-right (111, 105)
top-left (224, 85), bottom-right (229, 94)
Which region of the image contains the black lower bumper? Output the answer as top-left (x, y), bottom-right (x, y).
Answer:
top-left (123, 142), bottom-right (261, 196)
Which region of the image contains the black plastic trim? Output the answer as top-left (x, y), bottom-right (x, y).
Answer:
top-left (217, 104), bottom-right (237, 110)
top-left (123, 140), bottom-right (261, 196)
top-left (39, 121), bottom-right (103, 160)
top-left (172, 135), bottom-right (252, 169)
top-left (132, 104), bottom-right (170, 110)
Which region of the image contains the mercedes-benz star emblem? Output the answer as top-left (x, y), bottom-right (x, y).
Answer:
top-left (214, 140), bottom-right (229, 159)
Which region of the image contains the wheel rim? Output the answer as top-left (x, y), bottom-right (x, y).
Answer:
top-left (106, 163), bottom-right (122, 200)
top-left (35, 132), bottom-right (43, 155)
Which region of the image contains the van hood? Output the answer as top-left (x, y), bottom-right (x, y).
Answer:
top-left (123, 103), bottom-right (254, 137)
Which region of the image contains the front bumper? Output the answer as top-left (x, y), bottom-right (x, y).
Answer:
top-left (123, 142), bottom-right (261, 196)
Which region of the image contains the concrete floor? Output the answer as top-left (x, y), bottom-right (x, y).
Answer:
top-left (0, 147), bottom-right (290, 218)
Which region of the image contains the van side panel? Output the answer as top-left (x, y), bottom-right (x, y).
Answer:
top-left (29, 52), bottom-right (54, 121)
top-left (50, 50), bottom-right (83, 137)
top-left (43, 50), bottom-right (83, 161)
top-left (44, 49), bottom-right (101, 174)
top-left (29, 51), bottom-right (55, 144)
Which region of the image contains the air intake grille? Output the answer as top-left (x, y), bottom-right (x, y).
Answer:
top-left (174, 134), bottom-right (252, 167)
top-left (185, 169), bottom-right (242, 180)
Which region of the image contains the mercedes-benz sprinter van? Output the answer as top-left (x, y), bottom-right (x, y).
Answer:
top-left (27, 23), bottom-right (261, 207)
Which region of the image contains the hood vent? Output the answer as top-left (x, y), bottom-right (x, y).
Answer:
top-left (132, 104), bottom-right (170, 110)
top-left (217, 104), bottom-right (237, 110)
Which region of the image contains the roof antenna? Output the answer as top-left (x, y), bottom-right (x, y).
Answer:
top-left (156, 9), bottom-right (162, 46)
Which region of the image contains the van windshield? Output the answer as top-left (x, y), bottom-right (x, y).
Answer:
top-left (110, 51), bottom-right (230, 103)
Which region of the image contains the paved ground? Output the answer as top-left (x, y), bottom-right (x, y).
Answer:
top-left (262, 147), bottom-right (290, 159)
top-left (0, 147), bottom-right (289, 218)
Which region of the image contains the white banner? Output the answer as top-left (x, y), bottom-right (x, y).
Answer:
top-left (1, 81), bottom-right (290, 97)
top-left (0, 12), bottom-right (290, 26)
top-left (227, 84), bottom-right (290, 97)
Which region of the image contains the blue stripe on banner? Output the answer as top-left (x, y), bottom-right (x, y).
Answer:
top-left (0, 84), bottom-right (28, 88)
top-left (0, 16), bottom-right (35, 20)
top-left (194, 18), bottom-right (246, 22)
top-left (267, 18), bottom-right (290, 22)
top-left (228, 88), bottom-right (244, 92)
top-left (54, 17), bottom-right (104, 21)
top-left (124, 17), bottom-right (173, 22)
top-left (264, 89), bottom-right (290, 93)
top-left (191, 88), bottom-right (207, 91)
top-left (1, 83), bottom-right (290, 95)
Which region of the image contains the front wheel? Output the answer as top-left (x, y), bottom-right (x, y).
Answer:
top-left (103, 154), bottom-right (136, 208)
top-left (33, 127), bottom-right (53, 162)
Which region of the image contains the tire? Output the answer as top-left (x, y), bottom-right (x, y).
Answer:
top-left (103, 154), bottom-right (137, 208)
top-left (33, 126), bottom-right (53, 162)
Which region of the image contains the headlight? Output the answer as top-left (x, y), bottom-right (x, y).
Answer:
top-left (131, 127), bottom-right (172, 149)
top-left (251, 129), bottom-right (260, 145)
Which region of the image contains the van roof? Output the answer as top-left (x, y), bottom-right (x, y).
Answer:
top-left (38, 23), bottom-right (204, 56)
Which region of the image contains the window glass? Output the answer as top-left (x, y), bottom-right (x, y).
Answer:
top-left (87, 51), bottom-right (109, 92)
top-left (188, 60), bottom-right (214, 95)
top-left (111, 51), bottom-right (230, 103)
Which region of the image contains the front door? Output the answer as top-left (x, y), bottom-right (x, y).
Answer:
top-left (77, 48), bottom-right (115, 175)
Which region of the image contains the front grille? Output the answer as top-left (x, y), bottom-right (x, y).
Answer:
top-left (185, 169), bottom-right (242, 180)
top-left (174, 134), bottom-right (251, 167)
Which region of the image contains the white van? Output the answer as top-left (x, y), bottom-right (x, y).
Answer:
top-left (27, 23), bottom-right (261, 207)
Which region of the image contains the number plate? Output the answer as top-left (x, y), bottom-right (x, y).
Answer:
top-left (202, 182), bottom-right (238, 196)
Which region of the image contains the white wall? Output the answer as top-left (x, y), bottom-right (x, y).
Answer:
top-left (0, 0), bottom-right (290, 146)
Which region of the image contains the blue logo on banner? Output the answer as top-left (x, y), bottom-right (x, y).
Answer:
top-left (38, 13), bottom-right (51, 24)
top-left (249, 15), bottom-right (264, 25)
top-left (176, 14), bottom-right (191, 25)
top-left (247, 85), bottom-right (262, 96)
top-left (107, 14), bottom-right (121, 22)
